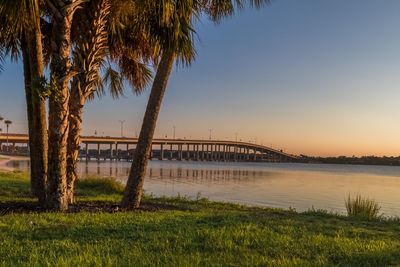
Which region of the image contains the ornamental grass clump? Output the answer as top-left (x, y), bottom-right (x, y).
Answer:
top-left (345, 194), bottom-right (381, 220)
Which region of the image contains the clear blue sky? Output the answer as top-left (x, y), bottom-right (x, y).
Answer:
top-left (1, 0), bottom-right (400, 156)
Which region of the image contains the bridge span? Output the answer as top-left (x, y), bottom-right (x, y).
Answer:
top-left (0, 134), bottom-right (299, 163)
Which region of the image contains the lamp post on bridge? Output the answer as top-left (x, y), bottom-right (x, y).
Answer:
top-left (119, 120), bottom-right (125, 137)
top-left (208, 129), bottom-right (212, 140)
top-left (173, 125), bottom-right (176, 139)
top-left (4, 120), bottom-right (12, 152)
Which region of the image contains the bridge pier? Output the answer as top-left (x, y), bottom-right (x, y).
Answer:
top-left (160, 144), bottom-right (164, 160)
top-left (85, 143), bottom-right (89, 161)
top-left (115, 143), bottom-right (119, 161)
top-left (109, 143), bottom-right (113, 160)
top-left (179, 144), bottom-right (183, 160)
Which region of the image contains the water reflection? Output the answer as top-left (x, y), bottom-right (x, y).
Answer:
top-left (6, 159), bottom-right (400, 217)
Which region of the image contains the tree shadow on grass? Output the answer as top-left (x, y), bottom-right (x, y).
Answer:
top-left (0, 199), bottom-right (194, 215)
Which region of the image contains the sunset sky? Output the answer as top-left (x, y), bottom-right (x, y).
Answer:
top-left (1, 0), bottom-right (400, 157)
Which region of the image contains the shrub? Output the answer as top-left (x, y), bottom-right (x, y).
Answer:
top-left (345, 194), bottom-right (381, 220)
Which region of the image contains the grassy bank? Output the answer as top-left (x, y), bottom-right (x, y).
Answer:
top-left (0, 171), bottom-right (399, 266)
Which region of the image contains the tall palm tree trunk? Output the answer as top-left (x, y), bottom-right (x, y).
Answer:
top-left (47, 11), bottom-right (74, 211)
top-left (66, 84), bottom-right (85, 204)
top-left (27, 16), bottom-right (48, 204)
top-left (66, 0), bottom-right (111, 204)
top-left (21, 34), bottom-right (37, 196)
top-left (122, 51), bottom-right (175, 208)
top-left (21, 27), bottom-right (48, 205)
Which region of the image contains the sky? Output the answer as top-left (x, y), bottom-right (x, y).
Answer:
top-left (1, 0), bottom-right (400, 157)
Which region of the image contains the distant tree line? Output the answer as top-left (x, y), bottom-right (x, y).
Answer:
top-left (302, 155), bottom-right (400, 166)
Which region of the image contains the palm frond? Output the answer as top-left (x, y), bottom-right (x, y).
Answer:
top-left (102, 63), bottom-right (125, 99)
top-left (130, 0), bottom-right (198, 66)
top-left (201, 0), bottom-right (270, 22)
top-left (118, 56), bottom-right (152, 95)
top-left (0, 0), bottom-right (41, 59)
top-left (71, 0), bottom-right (111, 99)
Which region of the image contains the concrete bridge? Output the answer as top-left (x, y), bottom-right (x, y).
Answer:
top-left (0, 134), bottom-right (299, 162)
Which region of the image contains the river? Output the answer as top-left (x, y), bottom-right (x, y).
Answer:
top-left (7, 160), bottom-right (400, 217)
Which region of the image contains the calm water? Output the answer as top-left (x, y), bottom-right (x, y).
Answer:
top-left (8, 160), bottom-right (400, 217)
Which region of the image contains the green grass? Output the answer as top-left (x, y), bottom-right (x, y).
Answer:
top-left (74, 176), bottom-right (124, 202)
top-left (0, 171), bottom-right (32, 201)
top-left (1, 171), bottom-right (400, 266)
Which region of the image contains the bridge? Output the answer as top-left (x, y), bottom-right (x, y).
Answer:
top-left (0, 134), bottom-right (299, 162)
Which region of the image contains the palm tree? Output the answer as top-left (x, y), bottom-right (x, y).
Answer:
top-left (45, 0), bottom-right (87, 211)
top-left (121, 0), bottom-right (198, 208)
top-left (65, 0), bottom-right (153, 204)
top-left (0, 0), bottom-right (48, 204)
top-left (65, 0), bottom-right (112, 205)
top-left (1, 0), bottom-right (153, 208)
top-left (122, 0), bottom-right (268, 208)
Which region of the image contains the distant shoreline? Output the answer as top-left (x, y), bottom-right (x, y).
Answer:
top-left (2, 154), bottom-right (400, 169)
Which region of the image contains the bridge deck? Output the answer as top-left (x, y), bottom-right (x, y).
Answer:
top-left (0, 134), bottom-right (299, 162)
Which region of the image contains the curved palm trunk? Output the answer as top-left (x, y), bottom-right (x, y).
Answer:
top-left (47, 8), bottom-right (75, 211)
top-left (66, 85), bottom-right (85, 204)
top-left (122, 51), bottom-right (175, 208)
